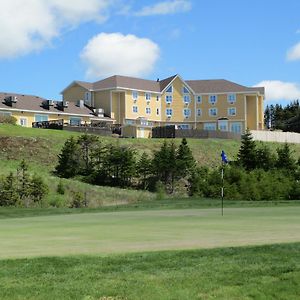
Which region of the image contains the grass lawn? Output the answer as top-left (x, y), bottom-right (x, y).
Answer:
top-left (0, 243), bottom-right (299, 299)
top-left (1, 206), bottom-right (300, 259)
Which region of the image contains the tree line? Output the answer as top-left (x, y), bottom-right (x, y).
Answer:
top-left (55, 135), bottom-right (195, 194)
top-left (56, 132), bottom-right (300, 201)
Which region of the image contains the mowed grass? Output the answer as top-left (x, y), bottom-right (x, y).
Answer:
top-left (0, 243), bottom-right (300, 300)
top-left (1, 206), bottom-right (300, 259)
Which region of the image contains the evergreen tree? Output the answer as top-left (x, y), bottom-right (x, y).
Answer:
top-left (237, 128), bottom-right (257, 170)
top-left (176, 138), bottom-right (196, 178)
top-left (136, 152), bottom-right (152, 189)
top-left (55, 137), bottom-right (80, 178)
top-left (29, 174), bottom-right (49, 204)
top-left (256, 145), bottom-right (276, 171)
top-left (276, 143), bottom-right (297, 172)
top-left (0, 173), bottom-right (19, 206)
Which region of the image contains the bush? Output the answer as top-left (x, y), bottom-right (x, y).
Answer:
top-left (0, 115), bottom-right (17, 125)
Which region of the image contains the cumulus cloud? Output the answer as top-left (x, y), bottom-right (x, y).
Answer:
top-left (254, 80), bottom-right (300, 102)
top-left (80, 33), bottom-right (160, 79)
top-left (286, 42), bottom-right (300, 61)
top-left (135, 0), bottom-right (191, 16)
top-left (0, 0), bottom-right (113, 59)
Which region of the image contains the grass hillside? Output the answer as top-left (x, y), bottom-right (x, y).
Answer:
top-left (1, 124), bottom-right (300, 207)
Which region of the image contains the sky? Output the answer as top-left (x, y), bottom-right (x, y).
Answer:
top-left (0, 0), bottom-right (300, 105)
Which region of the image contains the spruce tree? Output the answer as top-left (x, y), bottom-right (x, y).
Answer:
top-left (29, 174), bottom-right (49, 204)
top-left (136, 152), bottom-right (152, 189)
top-left (176, 138), bottom-right (196, 178)
top-left (237, 128), bottom-right (257, 170)
top-left (55, 137), bottom-right (80, 178)
top-left (276, 143), bottom-right (297, 172)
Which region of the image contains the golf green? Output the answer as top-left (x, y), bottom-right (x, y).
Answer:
top-left (1, 206), bottom-right (300, 259)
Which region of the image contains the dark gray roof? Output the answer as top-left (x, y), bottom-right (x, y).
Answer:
top-left (68, 75), bottom-right (264, 95)
top-left (0, 92), bottom-right (112, 120)
top-left (186, 79), bottom-right (264, 94)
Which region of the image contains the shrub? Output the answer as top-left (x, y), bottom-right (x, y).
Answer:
top-left (0, 115), bottom-right (17, 125)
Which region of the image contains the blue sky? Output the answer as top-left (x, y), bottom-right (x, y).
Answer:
top-left (1, 0), bottom-right (300, 105)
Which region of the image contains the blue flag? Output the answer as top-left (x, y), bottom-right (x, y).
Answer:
top-left (221, 150), bottom-right (228, 163)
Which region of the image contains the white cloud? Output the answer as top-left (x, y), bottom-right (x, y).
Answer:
top-left (255, 80), bottom-right (300, 102)
top-left (80, 33), bottom-right (160, 79)
top-left (135, 0), bottom-right (191, 16)
top-left (0, 0), bottom-right (114, 59)
top-left (287, 42), bottom-right (300, 61)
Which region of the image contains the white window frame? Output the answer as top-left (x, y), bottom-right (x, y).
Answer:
top-left (166, 108), bottom-right (173, 117)
top-left (156, 95), bottom-right (160, 102)
top-left (183, 108), bottom-right (191, 118)
top-left (209, 95), bottom-right (218, 105)
top-left (204, 123), bottom-right (217, 131)
top-left (133, 106), bottom-right (138, 113)
top-left (209, 108), bottom-right (218, 117)
top-left (196, 95), bottom-right (202, 103)
top-left (132, 91), bottom-right (138, 100)
top-left (228, 94), bottom-right (236, 103)
top-left (183, 95), bottom-right (191, 104)
top-left (178, 124), bottom-right (190, 130)
top-left (19, 117), bottom-right (28, 127)
top-left (0, 111), bottom-right (12, 116)
top-left (231, 122), bottom-right (242, 134)
top-left (166, 86), bottom-right (173, 93)
top-left (70, 117), bottom-right (82, 126)
top-left (84, 92), bottom-right (92, 106)
top-left (145, 93), bottom-right (151, 101)
top-left (228, 107), bottom-right (237, 116)
top-left (146, 107), bottom-right (151, 115)
top-left (156, 108), bottom-right (160, 115)
top-left (166, 95), bottom-right (173, 104)
top-left (197, 108), bottom-right (202, 117)
top-left (34, 114), bottom-right (48, 122)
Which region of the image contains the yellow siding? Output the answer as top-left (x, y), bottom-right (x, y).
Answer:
top-left (63, 84), bottom-right (87, 102)
top-left (94, 90), bottom-right (111, 117)
top-left (246, 95), bottom-right (257, 130)
top-left (124, 90), bottom-right (161, 122)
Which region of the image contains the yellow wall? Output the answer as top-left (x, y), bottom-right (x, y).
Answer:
top-left (94, 90), bottom-right (111, 117)
top-left (246, 95), bottom-right (257, 130)
top-left (63, 84), bottom-right (87, 102)
top-left (1, 110), bottom-right (92, 127)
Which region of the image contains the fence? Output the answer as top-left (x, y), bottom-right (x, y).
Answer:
top-left (251, 130), bottom-right (300, 144)
top-left (152, 126), bottom-right (241, 140)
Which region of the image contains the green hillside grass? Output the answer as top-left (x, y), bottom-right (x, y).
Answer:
top-left (1, 243), bottom-right (300, 300)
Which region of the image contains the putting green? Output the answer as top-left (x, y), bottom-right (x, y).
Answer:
top-left (1, 206), bottom-right (300, 259)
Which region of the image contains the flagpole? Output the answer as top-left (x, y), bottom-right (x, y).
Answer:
top-left (221, 163), bottom-right (224, 216)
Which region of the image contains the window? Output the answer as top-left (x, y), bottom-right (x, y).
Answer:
top-left (197, 108), bottom-right (202, 117)
top-left (156, 95), bottom-right (160, 101)
top-left (182, 86), bottom-right (189, 94)
top-left (84, 92), bottom-right (92, 106)
top-left (156, 108), bottom-right (160, 115)
top-left (209, 108), bottom-right (218, 116)
top-left (70, 117), bottom-right (81, 126)
top-left (204, 123), bottom-right (217, 131)
top-left (0, 111), bottom-right (12, 116)
top-left (196, 95), bottom-right (202, 103)
top-left (166, 108), bottom-right (173, 117)
top-left (166, 86), bottom-right (173, 93)
top-left (183, 108), bottom-right (191, 118)
top-left (133, 106), bottom-right (138, 113)
top-left (146, 107), bottom-right (151, 115)
top-left (20, 118), bottom-right (27, 127)
top-left (183, 95), bottom-right (191, 104)
top-left (35, 114), bottom-right (48, 122)
top-left (166, 95), bottom-right (173, 104)
top-left (209, 95), bottom-right (218, 104)
top-left (178, 124), bottom-right (190, 130)
top-left (228, 107), bottom-right (236, 116)
top-left (231, 122), bottom-right (242, 134)
top-left (228, 94), bottom-right (236, 103)
top-left (145, 93), bottom-right (151, 101)
top-left (126, 119), bottom-right (135, 125)
top-left (132, 91), bottom-right (138, 100)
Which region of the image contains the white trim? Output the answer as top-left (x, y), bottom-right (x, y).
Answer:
top-left (256, 95), bottom-right (259, 129)
top-left (227, 107), bottom-right (237, 116)
top-left (208, 107), bottom-right (218, 117)
top-left (244, 95), bottom-right (247, 129)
